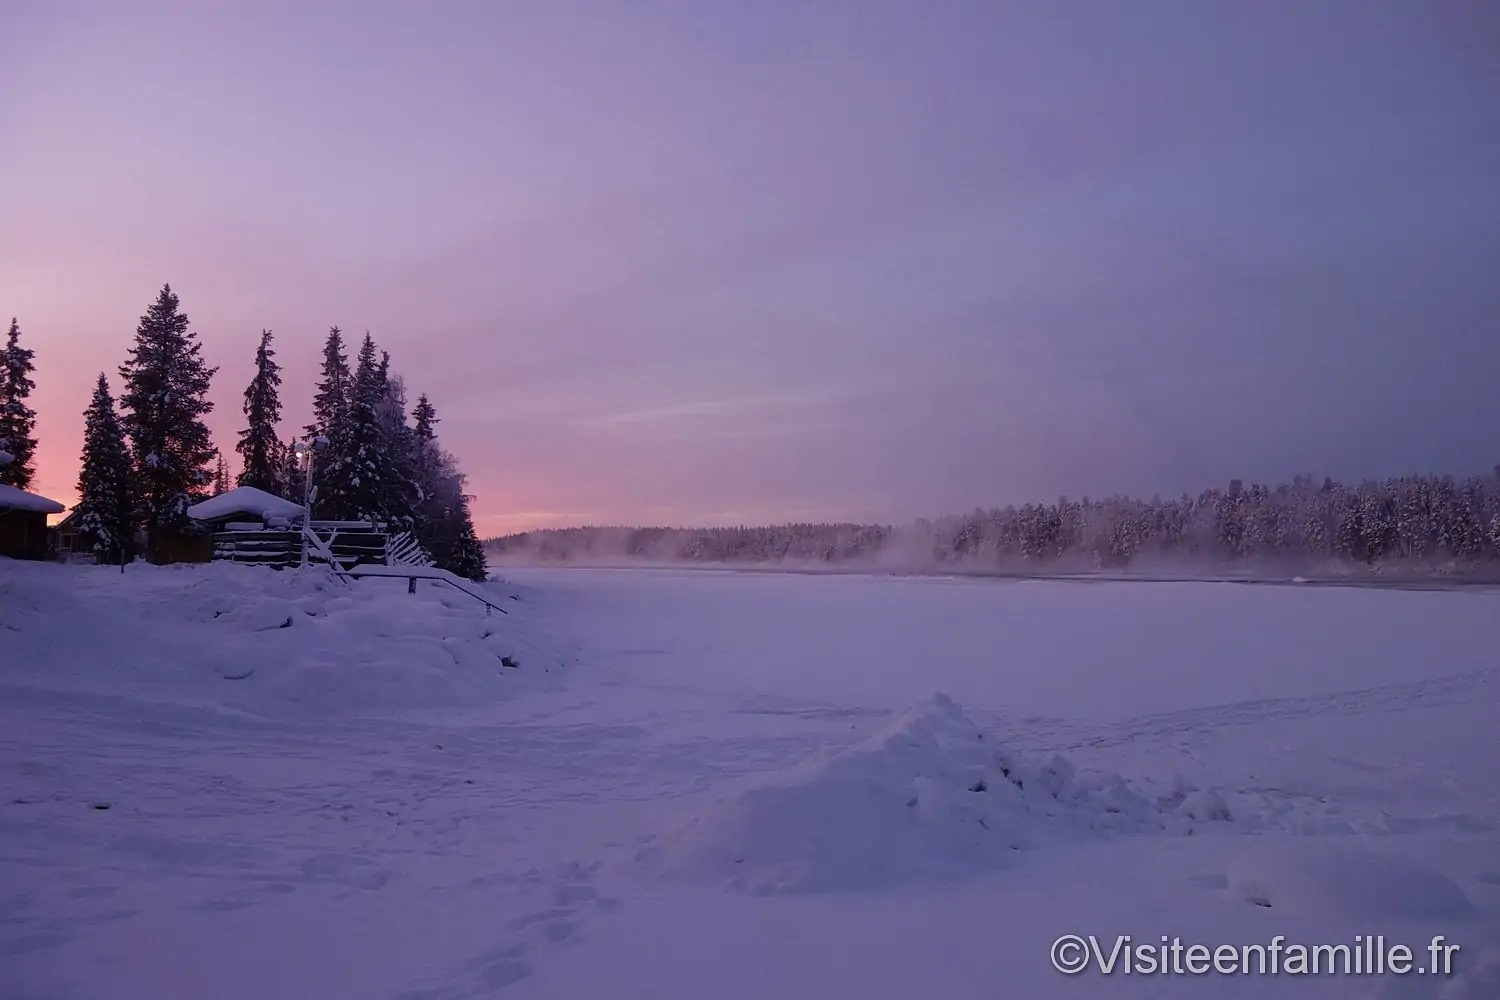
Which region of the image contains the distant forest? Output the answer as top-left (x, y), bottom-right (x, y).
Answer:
top-left (486, 468), bottom-right (1500, 577)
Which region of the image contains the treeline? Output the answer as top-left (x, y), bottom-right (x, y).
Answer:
top-left (489, 523), bottom-right (892, 564)
top-left (19, 285), bottom-right (486, 579)
top-left (488, 471), bottom-right (1500, 577)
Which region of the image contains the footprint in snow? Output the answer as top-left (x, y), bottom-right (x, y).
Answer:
top-left (401, 860), bottom-right (622, 997)
top-left (393, 943), bottom-right (534, 999)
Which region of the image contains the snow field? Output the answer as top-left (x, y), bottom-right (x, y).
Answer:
top-left (2, 561), bottom-right (1499, 998)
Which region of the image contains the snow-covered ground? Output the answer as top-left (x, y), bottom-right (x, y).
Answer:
top-left (3, 562), bottom-right (1498, 999)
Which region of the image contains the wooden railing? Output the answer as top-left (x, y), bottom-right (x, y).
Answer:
top-left (303, 520), bottom-right (388, 570)
top-left (386, 531), bottom-right (434, 568)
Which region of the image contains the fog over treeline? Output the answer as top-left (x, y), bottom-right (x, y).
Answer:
top-left (487, 467), bottom-right (1500, 578)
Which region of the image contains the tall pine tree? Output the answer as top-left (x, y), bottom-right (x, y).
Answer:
top-left (74, 374), bottom-right (134, 563)
top-left (375, 365), bottom-right (419, 530)
top-left (412, 393), bottom-right (438, 443)
top-left (320, 333), bottom-right (391, 520)
top-left (305, 326), bottom-right (349, 516)
top-left (305, 325), bottom-right (348, 442)
top-left (404, 395), bottom-right (482, 576)
top-left (447, 492), bottom-right (489, 582)
top-left (0, 318), bottom-right (38, 489)
top-left (236, 329), bottom-right (284, 493)
top-left (409, 394), bottom-right (450, 555)
top-left (213, 453), bottom-right (230, 494)
top-left (118, 284), bottom-right (218, 538)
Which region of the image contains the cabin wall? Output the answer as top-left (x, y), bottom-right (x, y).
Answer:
top-left (147, 529), bottom-right (213, 565)
top-left (0, 510), bottom-right (50, 560)
top-left (212, 527), bottom-right (302, 568)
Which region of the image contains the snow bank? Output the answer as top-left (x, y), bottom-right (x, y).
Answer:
top-left (640, 693), bottom-right (1227, 894)
top-left (185, 486), bottom-right (307, 523)
top-left (0, 559), bottom-right (571, 721)
top-left (1225, 843), bottom-right (1477, 920)
top-left (1368, 939), bottom-right (1500, 1000)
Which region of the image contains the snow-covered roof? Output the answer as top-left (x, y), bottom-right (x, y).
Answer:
top-left (0, 484), bottom-right (66, 514)
top-left (186, 487), bottom-right (307, 523)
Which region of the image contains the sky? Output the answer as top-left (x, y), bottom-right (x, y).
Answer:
top-left (3, 1), bottom-right (1498, 535)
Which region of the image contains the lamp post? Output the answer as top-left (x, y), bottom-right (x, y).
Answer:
top-left (294, 437), bottom-right (329, 567)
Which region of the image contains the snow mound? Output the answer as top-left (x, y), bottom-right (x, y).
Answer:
top-left (1226, 843), bottom-right (1477, 920)
top-left (212, 596), bottom-right (298, 631)
top-left (642, 693), bottom-right (1206, 894)
top-left (1367, 936), bottom-right (1500, 1000)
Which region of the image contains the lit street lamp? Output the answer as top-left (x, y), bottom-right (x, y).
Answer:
top-left (294, 437), bottom-right (329, 567)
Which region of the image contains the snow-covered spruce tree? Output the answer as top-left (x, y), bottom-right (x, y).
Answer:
top-left (375, 361), bottom-right (420, 530)
top-left (0, 318), bottom-right (39, 489)
top-left (412, 393), bottom-right (438, 444)
top-left (305, 326), bottom-right (349, 441)
top-left (409, 393), bottom-right (441, 527)
top-left (447, 492), bottom-right (488, 582)
top-left (319, 333), bottom-right (389, 520)
top-left (409, 393), bottom-right (455, 559)
top-left (118, 285), bottom-right (219, 540)
top-left (236, 329), bottom-right (284, 493)
top-left (304, 326), bottom-right (350, 516)
top-left (74, 373), bottom-right (134, 564)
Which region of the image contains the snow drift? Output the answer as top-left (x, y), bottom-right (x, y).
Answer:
top-left (0, 559), bottom-right (572, 721)
top-left (640, 693), bottom-right (1231, 894)
top-left (1225, 842), bottom-right (1478, 920)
